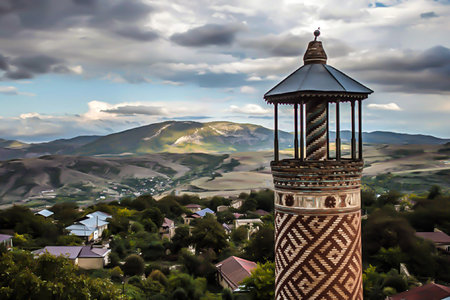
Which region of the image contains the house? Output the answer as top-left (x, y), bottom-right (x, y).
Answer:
top-left (65, 224), bottom-right (98, 241)
top-left (80, 217), bottom-right (109, 236)
top-left (233, 213), bottom-right (244, 219)
top-left (35, 209), bottom-right (54, 218)
top-left (386, 282), bottom-right (450, 300)
top-left (253, 209), bottom-right (269, 217)
top-left (216, 256), bottom-right (257, 290)
top-left (33, 245), bottom-right (110, 270)
top-left (230, 199), bottom-right (243, 209)
top-left (86, 211), bottom-right (111, 221)
top-left (234, 219), bottom-right (263, 240)
top-left (415, 230), bottom-right (450, 252)
top-left (223, 223), bottom-right (232, 234)
top-left (183, 208), bottom-right (215, 225)
top-left (185, 204), bottom-right (202, 213)
top-left (217, 205), bottom-right (228, 212)
top-left (160, 217), bottom-right (176, 240)
top-left (195, 208), bottom-right (215, 217)
top-left (0, 234), bottom-right (13, 250)
top-left (65, 211), bottom-right (110, 241)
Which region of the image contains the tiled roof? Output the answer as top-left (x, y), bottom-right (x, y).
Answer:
top-left (253, 209), bottom-right (269, 216)
top-left (79, 246), bottom-right (109, 258)
top-left (34, 246), bottom-right (83, 260)
top-left (415, 232), bottom-right (450, 244)
top-left (36, 209), bottom-right (54, 217)
top-left (162, 217), bottom-right (174, 228)
top-left (185, 204), bottom-right (202, 208)
top-left (387, 283), bottom-right (450, 300)
top-left (0, 234), bottom-right (12, 243)
top-left (216, 256), bottom-right (257, 290)
top-left (33, 246), bottom-right (109, 259)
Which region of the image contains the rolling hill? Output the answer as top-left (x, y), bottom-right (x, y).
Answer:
top-left (0, 121), bottom-right (448, 160)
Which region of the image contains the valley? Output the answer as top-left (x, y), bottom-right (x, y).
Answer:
top-left (0, 120), bottom-right (448, 208)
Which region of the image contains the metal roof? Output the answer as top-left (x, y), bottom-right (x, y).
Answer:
top-left (80, 217), bottom-right (108, 228)
top-left (0, 234), bottom-right (12, 242)
top-left (36, 209), bottom-right (54, 217)
top-left (86, 211), bottom-right (111, 221)
top-left (264, 63), bottom-right (373, 99)
top-left (195, 208), bottom-right (215, 217)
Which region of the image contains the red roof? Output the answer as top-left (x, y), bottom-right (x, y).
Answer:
top-left (185, 204), bottom-right (202, 208)
top-left (216, 256), bottom-right (257, 290)
top-left (253, 209), bottom-right (269, 216)
top-left (162, 217), bottom-right (174, 228)
top-left (388, 283), bottom-right (450, 300)
top-left (415, 232), bottom-right (450, 244)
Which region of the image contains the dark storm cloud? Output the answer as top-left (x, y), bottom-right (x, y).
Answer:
top-left (0, 0), bottom-right (154, 34)
top-left (420, 11), bottom-right (438, 18)
top-left (102, 105), bottom-right (166, 116)
top-left (240, 33), bottom-right (352, 58)
top-left (114, 26), bottom-right (159, 41)
top-left (348, 46), bottom-right (450, 93)
top-left (0, 53), bottom-right (77, 80)
top-left (170, 24), bottom-right (244, 47)
top-left (0, 54), bottom-right (8, 70)
top-left (12, 55), bottom-right (60, 74)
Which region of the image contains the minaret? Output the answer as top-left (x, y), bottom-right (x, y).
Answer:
top-left (264, 29), bottom-right (373, 300)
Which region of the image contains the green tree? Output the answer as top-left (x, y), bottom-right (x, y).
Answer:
top-left (241, 261), bottom-right (275, 300)
top-left (245, 223), bottom-right (274, 262)
top-left (123, 254), bottom-right (145, 276)
top-left (191, 214), bottom-right (228, 254)
top-left (171, 225), bottom-right (191, 253)
top-left (231, 226), bottom-right (248, 245)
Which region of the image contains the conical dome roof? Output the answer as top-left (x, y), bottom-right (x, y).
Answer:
top-left (264, 31), bottom-right (373, 104)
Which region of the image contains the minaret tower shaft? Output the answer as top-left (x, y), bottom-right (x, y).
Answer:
top-left (264, 30), bottom-right (373, 300)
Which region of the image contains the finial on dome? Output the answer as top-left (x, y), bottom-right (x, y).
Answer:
top-left (314, 27), bottom-right (320, 41)
top-left (303, 28), bottom-right (327, 65)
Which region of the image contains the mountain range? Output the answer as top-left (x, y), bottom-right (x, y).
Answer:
top-left (0, 121), bottom-right (448, 160)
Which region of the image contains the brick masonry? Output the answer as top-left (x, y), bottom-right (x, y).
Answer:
top-left (272, 160), bottom-right (363, 300)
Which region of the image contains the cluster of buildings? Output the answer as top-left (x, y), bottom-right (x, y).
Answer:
top-left (65, 211), bottom-right (111, 242)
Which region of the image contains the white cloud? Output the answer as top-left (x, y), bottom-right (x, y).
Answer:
top-left (0, 86), bottom-right (35, 96)
top-left (367, 102), bottom-right (402, 111)
top-left (228, 104), bottom-right (271, 115)
top-left (239, 86), bottom-right (256, 94)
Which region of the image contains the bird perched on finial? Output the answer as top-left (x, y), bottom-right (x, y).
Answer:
top-left (314, 27), bottom-right (320, 41)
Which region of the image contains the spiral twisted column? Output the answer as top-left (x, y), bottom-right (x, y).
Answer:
top-left (305, 101), bottom-right (327, 160)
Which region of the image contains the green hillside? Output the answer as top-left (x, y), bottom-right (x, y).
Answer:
top-left (76, 121), bottom-right (293, 156)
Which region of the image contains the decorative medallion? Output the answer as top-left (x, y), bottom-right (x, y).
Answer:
top-left (285, 194), bottom-right (294, 206)
top-left (325, 196), bottom-right (336, 208)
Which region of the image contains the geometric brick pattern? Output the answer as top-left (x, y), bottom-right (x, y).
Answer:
top-left (274, 210), bottom-right (362, 300)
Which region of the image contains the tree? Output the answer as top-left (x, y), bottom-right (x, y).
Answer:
top-left (123, 254), bottom-right (145, 276)
top-left (171, 225), bottom-right (191, 253)
top-left (0, 250), bottom-right (121, 299)
top-left (241, 261), bottom-right (275, 300)
top-left (191, 214), bottom-right (228, 254)
top-left (231, 226), bottom-right (248, 245)
top-left (245, 223), bottom-right (274, 262)
top-left (427, 185), bottom-right (441, 199)
top-left (377, 190), bottom-right (402, 207)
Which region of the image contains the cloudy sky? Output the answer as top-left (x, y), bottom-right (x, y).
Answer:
top-left (0, 0), bottom-right (449, 142)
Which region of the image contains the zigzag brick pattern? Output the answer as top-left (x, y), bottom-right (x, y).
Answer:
top-left (274, 210), bottom-right (363, 300)
top-left (306, 101), bottom-right (327, 160)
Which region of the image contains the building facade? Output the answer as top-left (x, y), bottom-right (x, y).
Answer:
top-left (264, 30), bottom-right (373, 299)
